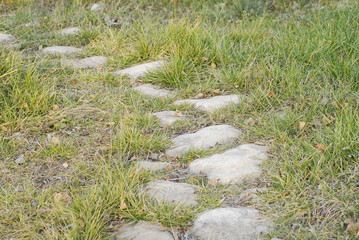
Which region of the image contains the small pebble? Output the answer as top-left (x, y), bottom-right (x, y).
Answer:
top-left (15, 154), bottom-right (25, 164)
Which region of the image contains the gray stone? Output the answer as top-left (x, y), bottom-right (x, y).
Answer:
top-left (189, 144), bottom-right (269, 184)
top-left (115, 222), bottom-right (174, 240)
top-left (114, 61), bottom-right (165, 80)
top-left (90, 2), bottom-right (105, 11)
top-left (57, 27), bottom-right (81, 36)
top-left (134, 84), bottom-right (174, 98)
top-left (165, 125), bottom-right (241, 157)
top-left (61, 56), bottom-right (107, 69)
top-left (153, 111), bottom-right (185, 127)
top-left (42, 46), bottom-right (82, 55)
top-left (145, 180), bottom-right (198, 206)
top-left (136, 161), bottom-right (169, 171)
top-left (0, 33), bottom-right (15, 42)
top-left (189, 207), bottom-right (271, 240)
top-left (15, 154), bottom-right (25, 164)
top-left (174, 94), bottom-right (243, 113)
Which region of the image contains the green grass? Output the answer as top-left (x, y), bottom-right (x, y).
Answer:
top-left (1, 0), bottom-right (358, 239)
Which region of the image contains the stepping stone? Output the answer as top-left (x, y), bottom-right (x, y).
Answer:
top-left (61, 56), bottom-right (107, 69)
top-left (114, 61), bottom-right (165, 80)
top-left (174, 94), bottom-right (243, 113)
top-left (145, 180), bottom-right (198, 206)
top-left (153, 111), bottom-right (185, 127)
top-left (57, 27), bottom-right (81, 35)
top-left (165, 125), bottom-right (241, 157)
top-left (189, 144), bottom-right (269, 184)
top-left (114, 222), bottom-right (174, 240)
top-left (189, 207), bottom-right (271, 240)
top-left (90, 2), bottom-right (105, 11)
top-left (134, 84), bottom-right (174, 98)
top-left (42, 46), bottom-right (82, 55)
top-left (136, 161), bottom-right (169, 171)
top-left (0, 33), bottom-right (15, 42)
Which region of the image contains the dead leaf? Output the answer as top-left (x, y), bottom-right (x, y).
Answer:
top-left (299, 122), bottom-right (307, 130)
top-left (52, 104), bottom-right (60, 110)
top-left (38, 206), bottom-right (54, 214)
top-left (346, 219), bottom-right (359, 236)
top-left (119, 200), bottom-right (128, 210)
top-left (208, 178), bottom-right (220, 187)
top-left (313, 142), bottom-right (326, 153)
top-left (53, 192), bottom-right (71, 205)
top-left (245, 118), bottom-right (255, 126)
top-left (267, 91), bottom-right (275, 97)
top-left (175, 110), bottom-right (183, 116)
top-left (201, 56), bottom-right (209, 62)
top-left (50, 136), bottom-right (61, 145)
top-left (322, 116), bottom-right (335, 125)
top-left (195, 92), bottom-right (204, 98)
top-left (209, 63), bottom-right (216, 69)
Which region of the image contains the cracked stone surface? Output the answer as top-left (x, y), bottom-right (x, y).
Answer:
top-left (133, 84), bottom-right (174, 98)
top-left (114, 222), bottom-right (174, 240)
top-left (57, 27), bottom-right (81, 35)
top-left (0, 33), bottom-right (15, 42)
top-left (114, 61), bottom-right (165, 80)
top-left (42, 46), bottom-right (82, 54)
top-left (136, 161), bottom-right (169, 171)
top-left (189, 144), bottom-right (269, 184)
top-left (61, 56), bottom-right (107, 69)
top-left (189, 207), bottom-right (271, 240)
top-left (145, 180), bottom-right (198, 206)
top-left (165, 125), bottom-right (241, 157)
top-left (153, 111), bottom-right (185, 126)
top-left (174, 94), bottom-right (243, 113)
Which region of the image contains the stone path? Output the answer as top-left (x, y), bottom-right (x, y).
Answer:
top-left (133, 84), bottom-right (175, 99)
top-left (114, 61), bottom-right (165, 80)
top-left (57, 27), bottom-right (81, 36)
top-left (61, 56), bottom-right (107, 69)
top-left (188, 207), bottom-right (271, 240)
top-left (111, 61), bottom-right (273, 239)
top-left (114, 222), bottom-right (174, 240)
top-left (42, 46), bottom-right (82, 54)
top-left (145, 180), bottom-right (198, 206)
top-left (189, 144), bottom-right (269, 184)
top-left (153, 111), bottom-right (185, 127)
top-left (174, 94), bottom-right (243, 113)
top-left (165, 125), bottom-right (241, 157)
top-left (8, 25), bottom-right (273, 238)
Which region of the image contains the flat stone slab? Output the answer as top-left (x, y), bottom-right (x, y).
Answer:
top-left (114, 61), bottom-right (165, 80)
top-left (42, 46), bottom-right (82, 54)
top-left (0, 33), bottom-right (15, 42)
top-left (153, 111), bottom-right (185, 127)
top-left (145, 180), bottom-right (198, 206)
top-left (57, 27), bottom-right (81, 35)
top-left (134, 84), bottom-right (174, 98)
top-left (61, 56), bottom-right (107, 69)
top-left (136, 161), bottom-right (169, 171)
top-left (165, 125), bottom-right (241, 157)
top-left (115, 222), bottom-right (174, 240)
top-left (189, 144), bottom-right (269, 184)
top-left (174, 94), bottom-right (243, 113)
top-left (189, 207), bottom-right (271, 240)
